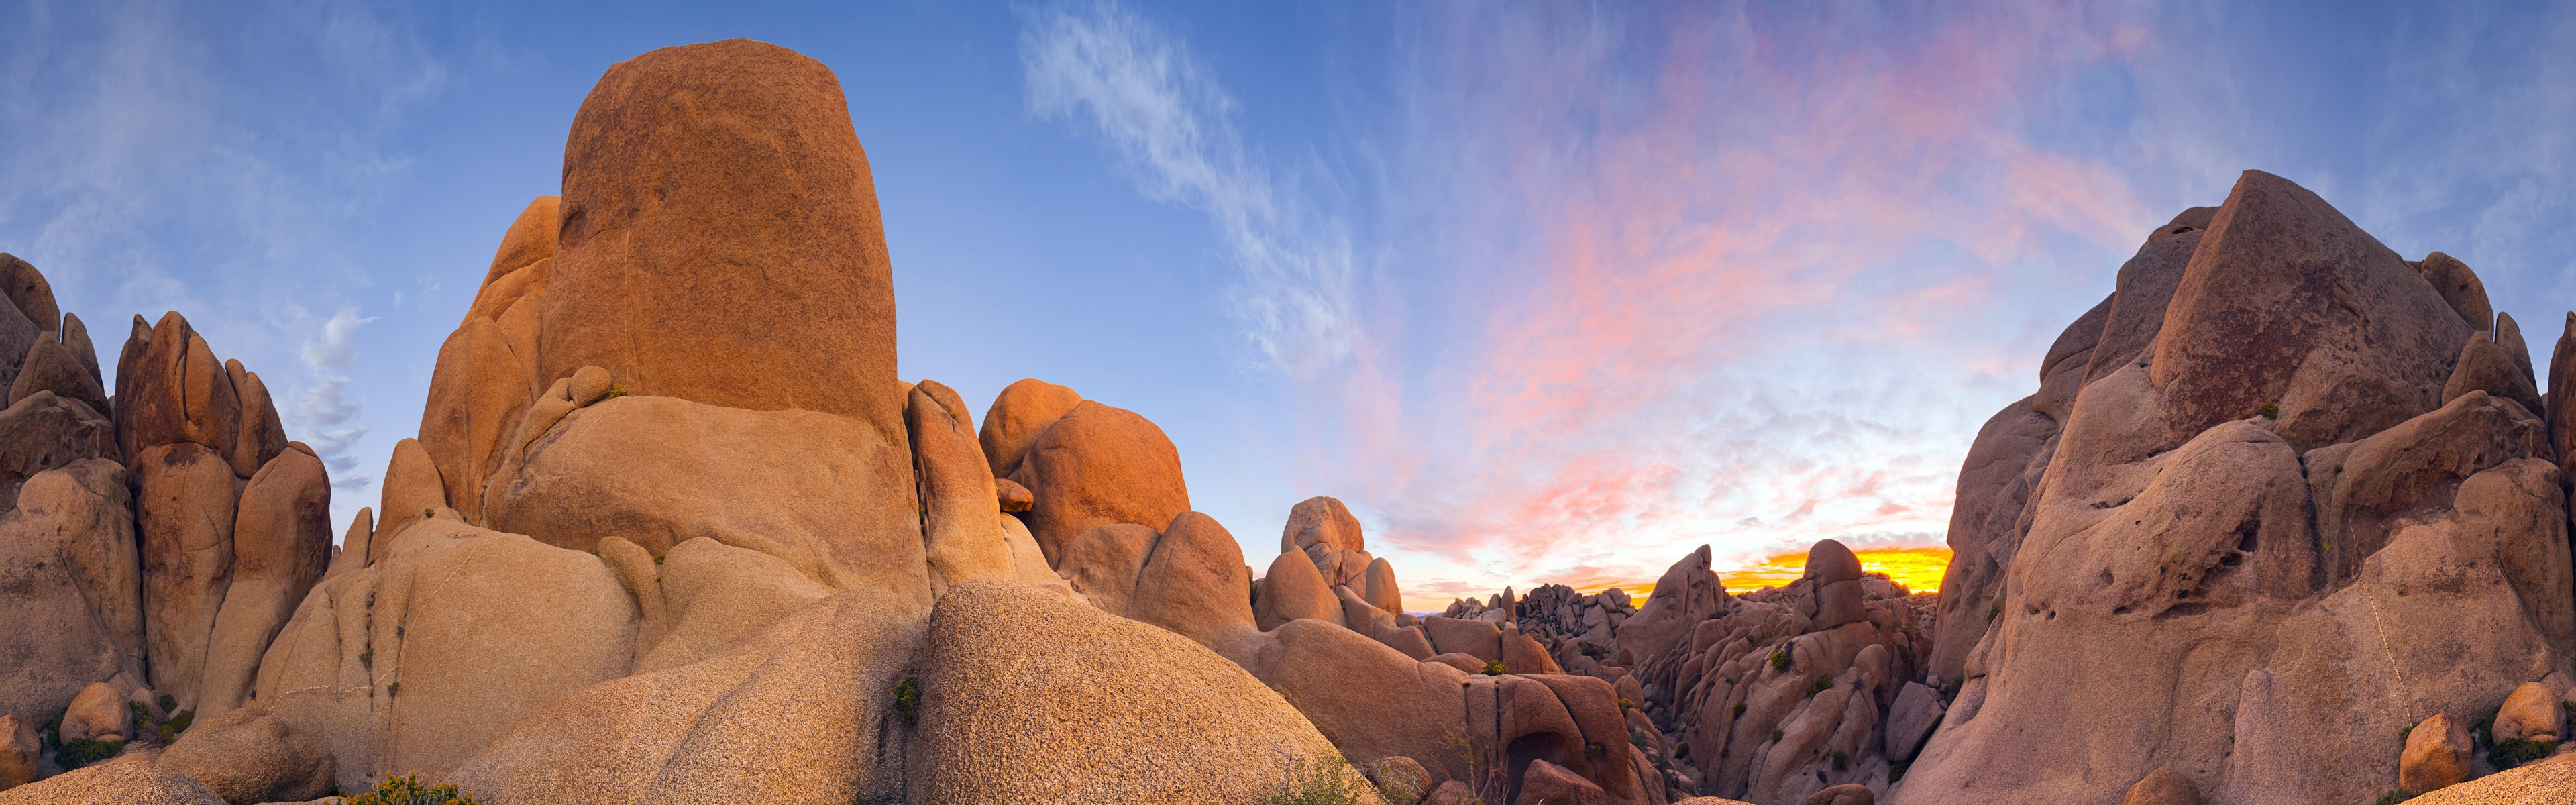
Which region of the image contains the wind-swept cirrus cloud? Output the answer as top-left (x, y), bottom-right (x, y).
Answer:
top-left (1023, 3), bottom-right (2214, 607)
top-left (1017, 0), bottom-right (1364, 379)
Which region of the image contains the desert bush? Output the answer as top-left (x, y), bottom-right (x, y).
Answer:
top-left (1267, 754), bottom-right (1373, 805)
top-left (1479, 659), bottom-right (1509, 676)
top-left (56, 737), bottom-right (122, 769)
top-left (2493, 737), bottom-right (2555, 769)
top-left (892, 676), bottom-right (921, 724)
top-left (347, 773), bottom-right (481, 805)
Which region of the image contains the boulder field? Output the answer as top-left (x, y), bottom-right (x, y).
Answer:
top-left (0, 36), bottom-right (2572, 805)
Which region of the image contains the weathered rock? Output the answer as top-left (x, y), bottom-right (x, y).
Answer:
top-left (1883, 681), bottom-right (1943, 761)
top-left (1257, 547), bottom-right (1343, 630)
top-left (114, 313), bottom-right (241, 468)
top-left (978, 378), bottom-right (1082, 479)
top-left (999, 514), bottom-right (1075, 598)
top-left (157, 706), bottom-right (334, 805)
top-left (2401, 713), bottom-right (2472, 794)
top-left (0, 760), bottom-right (224, 804)
top-left (2306, 390), bottom-right (2552, 586)
top-left (1801, 784), bottom-right (1873, 805)
top-left (2407, 759), bottom-right (2576, 804)
top-left (2124, 767), bottom-right (2198, 805)
top-left (1515, 759), bottom-right (1609, 805)
top-left (2552, 313), bottom-right (2576, 475)
top-left (631, 536), bottom-right (830, 674)
top-left (136, 441), bottom-right (241, 709)
top-left (321, 508), bottom-right (372, 580)
top-left (2498, 682), bottom-right (2565, 743)
top-left (253, 520), bottom-right (635, 790)
top-left (1126, 511), bottom-right (1258, 645)
top-left (197, 448), bottom-right (331, 720)
top-left (1362, 556), bottom-right (1403, 614)
top-left (416, 313), bottom-right (539, 522)
top-left (1425, 781), bottom-right (1486, 805)
top-left (2418, 251), bottom-right (2494, 331)
top-left (2084, 207), bottom-right (2214, 384)
top-left (11, 319), bottom-right (110, 416)
top-left (1008, 400), bottom-right (1189, 564)
top-left (1422, 616), bottom-right (1503, 661)
top-left (1930, 396), bottom-right (2055, 685)
top-left (0, 256), bottom-right (57, 339)
top-left (0, 459), bottom-right (140, 732)
top-left (2444, 329), bottom-right (2545, 415)
top-left (908, 380), bottom-right (1011, 593)
top-left (1054, 523), bottom-right (1160, 618)
top-left (994, 476), bottom-right (1032, 513)
top-left (0, 714), bottom-right (33, 790)
top-left (482, 394), bottom-right (924, 596)
top-left (2150, 170), bottom-right (2469, 453)
top-left (60, 682), bottom-right (129, 742)
top-left (222, 362), bottom-right (284, 479)
top-left (913, 578), bottom-right (1361, 804)
top-left (446, 585), bottom-right (925, 804)
top-left (545, 39), bottom-right (903, 431)
top-left (370, 437), bottom-right (443, 563)
top-left (0, 390), bottom-right (119, 511)
top-left (1283, 496), bottom-right (1366, 559)
top-left (1361, 755), bottom-right (1434, 805)
top-left (1616, 545), bottom-right (1731, 670)
top-left (2031, 293), bottom-right (2112, 423)
top-left (1502, 627), bottom-right (1563, 676)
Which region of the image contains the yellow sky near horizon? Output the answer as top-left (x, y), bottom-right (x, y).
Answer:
top-left (1570, 547), bottom-right (1953, 599)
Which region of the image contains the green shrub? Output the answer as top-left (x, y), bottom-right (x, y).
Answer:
top-left (1479, 660), bottom-right (1509, 676)
top-left (168, 710), bottom-right (192, 735)
top-left (1769, 649), bottom-right (1790, 672)
top-left (1358, 757), bottom-right (1429, 805)
top-left (1831, 750), bottom-right (1848, 771)
top-left (1731, 702), bottom-right (1746, 717)
top-left (2255, 402), bottom-right (2279, 419)
top-left (1672, 741), bottom-right (1690, 759)
top-left (2493, 737), bottom-right (2555, 769)
top-left (892, 676), bottom-right (921, 724)
top-left (346, 773), bottom-right (482, 805)
top-left (1769, 728), bottom-right (1783, 742)
top-left (56, 737), bottom-right (122, 769)
top-left (156, 693), bottom-right (176, 714)
top-left (2375, 792), bottom-right (2414, 805)
top-left (1805, 677), bottom-right (1835, 698)
top-left (1888, 761), bottom-right (1909, 783)
top-left (1266, 754), bottom-right (1373, 805)
top-left (606, 382), bottom-right (630, 399)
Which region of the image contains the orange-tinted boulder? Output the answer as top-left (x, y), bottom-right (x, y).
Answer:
top-left (979, 378), bottom-right (1082, 478)
top-left (1009, 400), bottom-right (1189, 564)
top-left (114, 313), bottom-right (243, 468)
top-left (544, 40), bottom-right (901, 433)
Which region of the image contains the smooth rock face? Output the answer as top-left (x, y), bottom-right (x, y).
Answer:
top-left (629, 536), bottom-right (831, 674)
top-left (447, 586), bottom-right (926, 804)
top-left (913, 579), bottom-right (1358, 804)
top-left (1929, 395), bottom-right (2055, 685)
top-left (2124, 767), bottom-right (2199, 805)
top-left (0, 714), bottom-right (34, 790)
top-left (2551, 313), bottom-right (2576, 476)
top-left (1256, 547), bottom-right (1343, 630)
top-left (482, 394), bottom-right (924, 596)
top-left (2400, 713), bottom-right (2472, 794)
top-left (1882, 682), bottom-right (1944, 761)
top-left (12, 319), bottom-right (111, 416)
top-left (2496, 682), bottom-right (2564, 743)
top-left (0, 390), bottom-right (121, 511)
top-left (253, 520), bottom-right (636, 790)
top-left (136, 441), bottom-right (241, 709)
top-left (908, 380), bottom-right (1011, 593)
top-left (2151, 171), bottom-right (2467, 454)
top-left (1055, 523), bottom-right (1160, 618)
top-left (0, 459), bottom-right (140, 727)
top-left (1615, 545), bottom-right (1730, 672)
top-left (157, 706), bottom-right (335, 805)
top-left (60, 682), bottom-right (128, 742)
top-left (978, 378), bottom-right (1082, 479)
top-left (545, 39), bottom-right (903, 431)
top-left (2418, 252), bottom-right (2493, 330)
top-left (1124, 511), bottom-right (1258, 645)
top-left (2444, 329), bottom-right (2546, 415)
top-left (1800, 784), bottom-right (1874, 805)
top-left (1009, 400), bottom-right (1189, 564)
top-left (114, 313), bottom-right (241, 470)
top-left (1516, 759), bottom-right (1610, 805)
top-left (0, 761), bottom-right (225, 805)
top-left (1282, 496), bottom-right (1366, 558)
top-left (196, 448), bottom-right (331, 720)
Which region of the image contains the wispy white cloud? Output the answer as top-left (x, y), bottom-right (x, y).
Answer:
top-left (1018, 0), bottom-right (1360, 377)
top-left (297, 305), bottom-right (376, 490)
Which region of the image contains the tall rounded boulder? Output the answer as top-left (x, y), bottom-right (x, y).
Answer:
top-left (1008, 400), bottom-right (1189, 564)
top-left (544, 39), bottom-right (902, 435)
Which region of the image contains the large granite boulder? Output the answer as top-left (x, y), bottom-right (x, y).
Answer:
top-left (1008, 400), bottom-right (1190, 564)
top-left (0, 460), bottom-right (142, 727)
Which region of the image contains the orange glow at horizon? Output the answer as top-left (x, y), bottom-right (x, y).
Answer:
top-left (1717, 547), bottom-right (1952, 595)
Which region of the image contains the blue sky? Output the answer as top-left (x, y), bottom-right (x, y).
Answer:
top-left (3, 1), bottom-right (2571, 607)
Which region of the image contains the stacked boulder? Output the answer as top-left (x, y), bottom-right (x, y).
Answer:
top-left (1892, 171), bottom-right (2576, 804)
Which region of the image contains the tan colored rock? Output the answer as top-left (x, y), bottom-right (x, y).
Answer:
top-left (633, 537), bottom-right (830, 674)
top-left (445, 585), bottom-right (926, 804)
top-left (482, 195), bottom-right (559, 288)
top-left (2124, 767), bottom-right (2198, 805)
top-left (480, 394), bottom-right (925, 596)
top-left (1257, 548), bottom-right (1343, 630)
top-left (1375, 626), bottom-right (1436, 661)
top-left (979, 378), bottom-right (1083, 479)
top-left (1428, 653), bottom-right (1486, 675)
top-left (2150, 170), bottom-right (2469, 452)
top-left (1126, 511), bottom-right (1258, 645)
top-left (11, 319), bottom-right (110, 416)
top-left (2307, 390), bottom-right (2549, 585)
top-left (2402, 713), bottom-right (2472, 794)
top-left (1425, 781), bottom-right (1487, 805)
top-left (1929, 396), bottom-right (2057, 684)
top-left (2498, 682), bottom-right (2565, 743)
top-left (0, 760), bottom-right (224, 804)
top-left (321, 508), bottom-right (371, 580)
top-left (0, 714), bottom-right (34, 790)
top-left (1800, 784), bottom-right (1874, 805)
top-left (1000, 514), bottom-right (1075, 598)
top-left (544, 39), bottom-right (903, 431)
top-left (2551, 313), bottom-right (2576, 474)
top-left (136, 441), bottom-right (241, 709)
top-left (197, 448), bottom-right (331, 720)
top-left (914, 578), bottom-right (1364, 804)
top-left (1009, 400), bottom-right (1189, 564)
top-left (61, 682), bottom-right (129, 743)
top-left (113, 313), bottom-right (241, 468)
top-left (157, 705), bottom-right (334, 805)
top-left (252, 520), bottom-right (635, 790)
top-left (1515, 759), bottom-right (1608, 805)
top-left (994, 477), bottom-right (1033, 513)
top-left (2031, 292), bottom-right (2111, 423)
top-left (1360, 755), bottom-right (1434, 805)
top-left (567, 365), bottom-right (612, 407)
top-left (1054, 523), bottom-right (1159, 617)
top-left (0, 390), bottom-right (120, 511)
top-left (0, 255), bottom-right (58, 338)
top-left (2082, 207), bottom-right (2214, 384)
top-left (2445, 326), bottom-right (2544, 415)
top-left (908, 380), bottom-right (1011, 593)
top-left (19, 459), bottom-right (143, 684)
top-left (370, 438), bottom-right (443, 564)
top-left (223, 362), bottom-right (285, 479)
top-left (1362, 556), bottom-right (1403, 614)
top-left (1282, 495), bottom-right (1366, 560)
top-left (1502, 627), bottom-right (1563, 676)
top-left (2408, 759), bottom-right (2576, 804)
top-left (415, 316), bottom-right (537, 521)
top-left (1422, 616), bottom-right (1503, 661)
top-left (2418, 251), bottom-right (2494, 331)
top-left (1617, 545), bottom-right (1731, 670)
